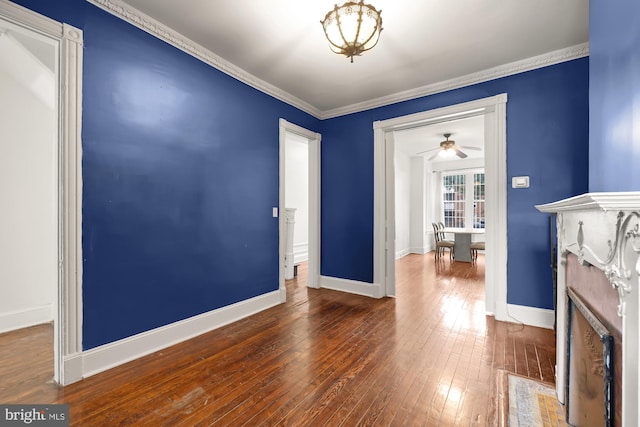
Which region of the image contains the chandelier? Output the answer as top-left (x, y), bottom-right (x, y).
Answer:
top-left (321, 1), bottom-right (383, 63)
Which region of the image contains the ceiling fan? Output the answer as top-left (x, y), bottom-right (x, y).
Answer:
top-left (417, 133), bottom-right (482, 161)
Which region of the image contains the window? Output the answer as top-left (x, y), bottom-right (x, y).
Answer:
top-left (441, 171), bottom-right (485, 229)
top-left (442, 174), bottom-right (465, 228)
top-left (473, 173), bottom-right (485, 229)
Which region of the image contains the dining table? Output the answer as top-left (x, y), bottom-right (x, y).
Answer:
top-left (442, 228), bottom-right (485, 262)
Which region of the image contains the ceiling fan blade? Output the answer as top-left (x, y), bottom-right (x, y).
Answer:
top-left (416, 147), bottom-right (440, 155)
top-left (453, 147), bottom-right (468, 159)
top-left (459, 145), bottom-right (482, 151)
top-left (427, 151), bottom-right (440, 161)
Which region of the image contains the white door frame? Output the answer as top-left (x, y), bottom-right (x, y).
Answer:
top-left (373, 94), bottom-right (508, 318)
top-left (0, 0), bottom-right (84, 385)
top-left (279, 119), bottom-right (321, 299)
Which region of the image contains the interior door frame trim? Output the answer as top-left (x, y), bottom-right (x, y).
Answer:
top-left (373, 94), bottom-right (507, 318)
top-left (279, 119), bottom-right (321, 298)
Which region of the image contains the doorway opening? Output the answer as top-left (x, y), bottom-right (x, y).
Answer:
top-left (393, 115), bottom-right (485, 256)
top-left (392, 115), bottom-right (486, 295)
top-left (0, 12), bottom-right (58, 354)
top-left (373, 94), bottom-right (508, 319)
top-left (0, 2), bottom-right (84, 385)
top-left (0, 12), bottom-right (58, 392)
top-left (278, 119), bottom-right (321, 299)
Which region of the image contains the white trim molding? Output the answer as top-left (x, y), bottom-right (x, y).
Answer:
top-left (505, 304), bottom-right (555, 330)
top-left (319, 276), bottom-right (384, 299)
top-left (323, 44), bottom-right (587, 119)
top-left (85, 0), bottom-right (587, 120)
top-left (293, 242), bottom-right (309, 265)
top-left (395, 248), bottom-right (411, 259)
top-left (410, 246), bottom-right (430, 255)
top-left (279, 119), bottom-right (321, 293)
top-left (0, 306), bottom-right (53, 334)
top-left (0, 0), bottom-right (63, 34)
top-left (537, 192), bottom-right (640, 426)
top-left (59, 19), bottom-right (84, 387)
top-left (0, 0), bottom-right (84, 386)
top-left (72, 290), bottom-right (281, 379)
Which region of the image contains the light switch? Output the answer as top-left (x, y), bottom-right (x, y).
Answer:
top-left (272, 207), bottom-right (278, 217)
top-left (512, 176), bottom-right (530, 188)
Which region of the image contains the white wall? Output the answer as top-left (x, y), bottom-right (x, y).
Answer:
top-left (284, 133), bottom-right (309, 264)
top-left (425, 161), bottom-right (438, 250)
top-left (410, 156), bottom-right (429, 253)
top-left (396, 152), bottom-right (433, 258)
top-left (394, 150), bottom-right (411, 258)
top-left (0, 41), bottom-right (57, 332)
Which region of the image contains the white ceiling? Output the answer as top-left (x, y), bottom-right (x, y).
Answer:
top-left (394, 115), bottom-right (485, 161)
top-left (118, 0), bottom-right (589, 117)
top-left (0, 25), bottom-right (55, 110)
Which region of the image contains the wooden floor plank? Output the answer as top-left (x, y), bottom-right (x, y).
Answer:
top-left (0, 253), bottom-right (557, 426)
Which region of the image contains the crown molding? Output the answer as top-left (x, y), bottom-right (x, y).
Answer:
top-left (86, 0), bottom-right (323, 118)
top-left (86, 0), bottom-right (588, 120)
top-left (320, 42), bottom-right (589, 119)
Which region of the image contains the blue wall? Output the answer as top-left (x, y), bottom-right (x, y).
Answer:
top-left (10, 0), bottom-right (590, 350)
top-left (320, 59), bottom-right (590, 309)
top-left (10, 0), bottom-right (319, 349)
top-left (589, 0), bottom-right (640, 192)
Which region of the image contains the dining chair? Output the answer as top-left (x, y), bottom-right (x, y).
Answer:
top-left (437, 221), bottom-right (453, 243)
top-left (470, 241), bottom-right (485, 262)
top-left (432, 222), bottom-right (455, 261)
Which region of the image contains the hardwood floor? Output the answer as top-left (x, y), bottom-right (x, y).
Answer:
top-left (0, 253), bottom-right (556, 426)
top-left (0, 323), bottom-right (54, 402)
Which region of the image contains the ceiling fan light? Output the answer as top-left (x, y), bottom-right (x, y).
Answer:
top-left (438, 148), bottom-right (456, 158)
top-left (439, 148), bottom-right (454, 158)
top-left (321, 1), bottom-right (383, 63)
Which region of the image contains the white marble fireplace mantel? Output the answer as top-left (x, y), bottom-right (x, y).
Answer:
top-left (537, 192), bottom-right (640, 427)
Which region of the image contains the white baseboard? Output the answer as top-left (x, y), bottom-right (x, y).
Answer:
top-left (63, 353), bottom-right (84, 385)
top-left (293, 252), bottom-right (308, 265)
top-left (395, 248), bottom-right (410, 259)
top-left (504, 304), bottom-right (555, 329)
top-left (425, 233), bottom-right (435, 252)
top-left (410, 246), bottom-right (430, 255)
top-left (0, 304), bottom-right (53, 334)
top-left (79, 290), bottom-right (282, 379)
top-left (319, 276), bottom-right (384, 299)
top-left (393, 247), bottom-right (430, 257)
top-left (293, 243), bottom-right (308, 265)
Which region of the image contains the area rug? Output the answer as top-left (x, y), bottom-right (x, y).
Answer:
top-left (496, 370), bottom-right (569, 426)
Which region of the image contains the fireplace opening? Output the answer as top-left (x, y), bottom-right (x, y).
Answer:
top-left (566, 288), bottom-right (613, 426)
